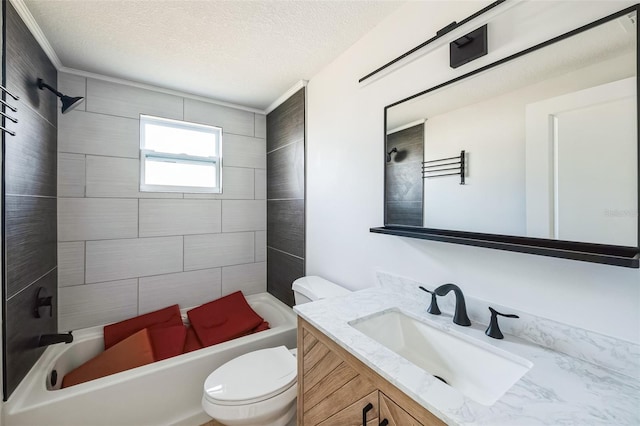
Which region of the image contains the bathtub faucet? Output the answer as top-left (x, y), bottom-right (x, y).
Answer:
top-left (38, 332), bottom-right (73, 347)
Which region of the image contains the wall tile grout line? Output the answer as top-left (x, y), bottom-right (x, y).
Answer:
top-left (61, 230), bottom-right (260, 244)
top-left (266, 137), bottom-right (304, 155)
top-left (59, 108), bottom-right (260, 140)
top-left (5, 193), bottom-right (57, 199)
top-left (58, 152), bottom-right (264, 172)
top-left (266, 245), bottom-right (305, 260)
top-left (59, 195), bottom-right (187, 200)
top-left (6, 266), bottom-right (58, 302)
top-left (78, 259), bottom-right (263, 287)
top-left (61, 264), bottom-right (253, 289)
top-left (85, 76), bottom-right (88, 111)
top-left (58, 150), bottom-right (137, 160)
top-left (83, 154), bottom-right (87, 197)
top-left (137, 278), bottom-right (140, 315)
top-left (83, 241), bottom-right (87, 286)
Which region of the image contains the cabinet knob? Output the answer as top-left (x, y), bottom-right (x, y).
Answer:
top-left (362, 402), bottom-right (374, 426)
top-left (380, 420), bottom-right (389, 426)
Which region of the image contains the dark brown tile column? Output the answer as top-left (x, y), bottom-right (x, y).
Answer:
top-left (266, 89), bottom-right (305, 306)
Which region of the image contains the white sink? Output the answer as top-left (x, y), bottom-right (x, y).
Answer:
top-left (349, 309), bottom-right (532, 406)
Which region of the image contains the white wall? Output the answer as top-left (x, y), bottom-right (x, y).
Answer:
top-left (57, 73), bottom-right (267, 331)
top-left (423, 53), bottom-right (634, 237)
top-left (306, 0), bottom-right (640, 343)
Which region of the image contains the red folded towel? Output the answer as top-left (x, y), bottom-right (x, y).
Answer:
top-left (183, 325), bottom-right (203, 354)
top-left (104, 305), bottom-right (183, 350)
top-left (149, 325), bottom-right (187, 361)
top-left (62, 329), bottom-right (155, 388)
top-left (187, 291), bottom-right (264, 347)
top-left (240, 321), bottom-right (270, 336)
top-left (252, 321), bottom-right (270, 333)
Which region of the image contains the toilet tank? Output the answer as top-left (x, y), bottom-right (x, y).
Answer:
top-left (292, 276), bottom-right (350, 305)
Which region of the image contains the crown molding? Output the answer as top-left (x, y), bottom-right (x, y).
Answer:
top-left (58, 66), bottom-right (265, 114)
top-left (7, 0), bottom-right (266, 114)
top-left (9, 0), bottom-right (309, 115)
top-left (265, 80), bottom-right (308, 114)
top-left (9, 0), bottom-right (63, 69)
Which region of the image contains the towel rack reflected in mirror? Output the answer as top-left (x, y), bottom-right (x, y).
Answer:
top-left (422, 150), bottom-right (466, 184)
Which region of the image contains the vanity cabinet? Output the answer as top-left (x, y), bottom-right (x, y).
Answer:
top-left (298, 318), bottom-right (445, 426)
top-left (379, 393), bottom-right (423, 426)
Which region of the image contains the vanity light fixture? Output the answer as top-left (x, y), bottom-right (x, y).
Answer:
top-left (37, 78), bottom-right (84, 114)
top-left (450, 24), bottom-right (488, 69)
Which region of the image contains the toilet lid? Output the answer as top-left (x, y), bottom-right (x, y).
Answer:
top-left (204, 346), bottom-right (297, 405)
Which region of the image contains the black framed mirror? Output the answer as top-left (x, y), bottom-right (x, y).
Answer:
top-left (372, 4), bottom-right (640, 268)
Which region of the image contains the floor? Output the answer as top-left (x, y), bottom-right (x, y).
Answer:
top-left (200, 420), bottom-right (224, 426)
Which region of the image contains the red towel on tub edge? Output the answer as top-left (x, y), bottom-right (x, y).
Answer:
top-left (103, 304), bottom-right (183, 350)
top-left (187, 291), bottom-right (265, 347)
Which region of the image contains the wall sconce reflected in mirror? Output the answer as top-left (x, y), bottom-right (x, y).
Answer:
top-left (37, 78), bottom-right (84, 114)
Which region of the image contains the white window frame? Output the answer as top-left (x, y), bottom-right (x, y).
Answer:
top-left (139, 115), bottom-right (223, 193)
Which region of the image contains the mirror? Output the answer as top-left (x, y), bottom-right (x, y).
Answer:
top-left (384, 6), bottom-right (638, 250)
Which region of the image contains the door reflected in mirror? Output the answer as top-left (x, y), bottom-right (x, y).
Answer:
top-left (385, 7), bottom-right (638, 248)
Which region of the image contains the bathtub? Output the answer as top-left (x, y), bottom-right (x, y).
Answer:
top-left (3, 292), bottom-right (297, 426)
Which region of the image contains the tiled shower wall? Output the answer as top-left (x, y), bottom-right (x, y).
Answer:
top-left (266, 88), bottom-right (305, 306)
top-left (2, 2), bottom-right (57, 398)
top-left (57, 72), bottom-right (267, 331)
top-left (385, 123), bottom-right (424, 226)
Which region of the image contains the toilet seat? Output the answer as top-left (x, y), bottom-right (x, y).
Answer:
top-left (203, 346), bottom-right (296, 406)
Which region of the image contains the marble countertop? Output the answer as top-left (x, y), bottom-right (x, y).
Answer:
top-left (294, 287), bottom-right (640, 425)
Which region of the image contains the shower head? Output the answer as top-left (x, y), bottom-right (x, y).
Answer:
top-left (386, 147), bottom-right (398, 162)
top-left (60, 95), bottom-right (85, 114)
top-left (37, 78), bottom-right (85, 114)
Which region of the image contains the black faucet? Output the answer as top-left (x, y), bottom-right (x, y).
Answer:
top-left (427, 283), bottom-right (471, 326)
top-left (485, 307), bottom-right (519, 339)
top-left (418, 286), bottom-right (441, 315)
top-left (38, 332), bottom-right (73, 347)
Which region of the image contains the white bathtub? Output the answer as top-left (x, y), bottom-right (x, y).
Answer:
top-left (3, 293), bottom-right (297, 426)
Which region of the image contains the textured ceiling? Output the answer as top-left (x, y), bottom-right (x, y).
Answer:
top-left (23, 0), bottom-right (403, 109)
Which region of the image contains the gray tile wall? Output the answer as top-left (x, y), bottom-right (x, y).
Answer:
top-left (266, 88), bottom-right (305, 307)
top-left (57, 72), bottom-right (267, 331)
top-left (385, 123), bottom-right (424, 226)
top-left (3, 2), bottom-right (57, 400)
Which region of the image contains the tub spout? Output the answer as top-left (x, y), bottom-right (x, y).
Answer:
top-left (38, 332), bottom-right (73, 347)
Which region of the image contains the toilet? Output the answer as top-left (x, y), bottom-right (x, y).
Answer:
top-left (201, 276), bottom-right (350, 426)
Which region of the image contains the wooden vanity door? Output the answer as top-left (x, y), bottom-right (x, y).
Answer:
top-left (316, 391), bottom-right (379, 426)
top-left (299, 325), bottom-right (378, 425)
top-left (298, 318), bottom-right (445, 426)
top-left (379, 393), bottom-right (423, 426)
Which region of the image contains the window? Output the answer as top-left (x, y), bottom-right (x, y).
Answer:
top-left (140, 115), bottom-right (222, 193)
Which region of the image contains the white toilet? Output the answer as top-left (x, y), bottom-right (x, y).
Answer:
top-left (201, 276), bottom-right (350, 426)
